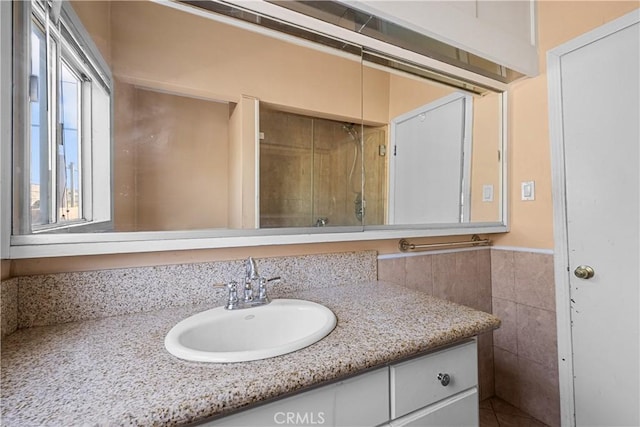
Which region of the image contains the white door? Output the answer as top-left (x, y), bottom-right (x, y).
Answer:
top-left (549, 10), bottom-right (639, 427)
top-left (389, 93), bottom-right (472, 224)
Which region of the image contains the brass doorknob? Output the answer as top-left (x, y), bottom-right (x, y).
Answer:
top-left (574, 265), bottom-right (595, 279)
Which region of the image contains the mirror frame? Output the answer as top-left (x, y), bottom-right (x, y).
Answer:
top-left (0, 0), bottom-right (509, 259)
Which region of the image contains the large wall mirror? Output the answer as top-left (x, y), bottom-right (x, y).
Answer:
top-left (8, 0), bottom-right (506, 256)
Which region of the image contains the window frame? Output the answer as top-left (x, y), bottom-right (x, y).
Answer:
top-left (13, 0), bottom-right (113, 235)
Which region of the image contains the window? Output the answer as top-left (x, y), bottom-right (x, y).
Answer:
top-left (16, 0), bottom-right (112, 234)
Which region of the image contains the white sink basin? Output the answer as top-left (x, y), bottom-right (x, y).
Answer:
top-left (165, 299), bottom-right (336, 363)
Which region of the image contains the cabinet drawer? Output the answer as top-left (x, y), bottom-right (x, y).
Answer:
top-left (205, 367), bottom-right (389, 426)
top-left (389, 388), bottom-right (478, 427)
top-left (390, 340), bottom-right (477, 419)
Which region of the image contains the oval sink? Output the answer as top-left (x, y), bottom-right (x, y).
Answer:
top-left (165, 299), bottom-right (336, 363)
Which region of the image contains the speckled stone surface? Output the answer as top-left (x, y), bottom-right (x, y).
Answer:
top-left (1, 278), bottom-right (18, 337)
top-left (1, 281), bottom-right (500, 426)
top-left (16, 251), bottom-right (377, 328)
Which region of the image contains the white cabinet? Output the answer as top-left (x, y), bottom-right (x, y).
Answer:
top-left (390, 339), bottom-right (477, 419)
top-left (205, 340), bottom-right (478, 427)
top-left (389, 389), bottom-right (478, 427)
top-left (344, 0), bottom-right (538, 76)
top-left (205, 367), bottom-right (389, 426)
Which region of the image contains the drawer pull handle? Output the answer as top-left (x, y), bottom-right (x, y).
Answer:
top-left (437, 373), bottom-right (451, 386)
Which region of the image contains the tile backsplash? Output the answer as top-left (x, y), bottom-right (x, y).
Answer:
top-left (2, 251), bottom-right (377, 333)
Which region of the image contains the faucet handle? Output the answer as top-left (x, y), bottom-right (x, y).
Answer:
top-left (213, 281), bottom-right (239, 309)
top-left (257, 276), bottom-right (281, 302)
top-left (212, 282), bottom-right (237, 290)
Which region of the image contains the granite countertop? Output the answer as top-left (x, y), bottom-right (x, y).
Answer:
top-left (1, 281), bottom-right (500, 426)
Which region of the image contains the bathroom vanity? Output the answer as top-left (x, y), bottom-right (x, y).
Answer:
top-left (0, 282), bottom-right (499, 426)
top-left (207, 340), bottom-right (478, 426)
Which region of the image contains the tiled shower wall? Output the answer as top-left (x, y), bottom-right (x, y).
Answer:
top-left (378, 247), bottom-right (560, 426)
top-left (259, 107), bottom-right (387, 228)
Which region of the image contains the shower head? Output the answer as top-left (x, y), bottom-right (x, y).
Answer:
top-left (342, 123), bottom-right (358, 141)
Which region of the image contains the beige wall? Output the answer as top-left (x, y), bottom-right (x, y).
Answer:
top-left (494, 0), bottom-right (639, 249)
top-left (1, 260), bottom-right (10, 280)
top-left (112, 81), bottom-right (136, 231)
top-left (363, 67), bottom-right (391, 125)
top-left (109, 1), bottom-right (365, 123)
top-left (70, 1), bottom-right (111, 64)
top-left (470, 92), bottom-right (502, 222)
top-left (132, 88), bottom-right (230, 231)
top-left (114, 84), bottom-right (230, 231)
top-left (7, 236), bottom-right (494, 276)
top-left (227, 96), bottom-right (260, 229)
top-left (386, 72), bottom-right (453, 120)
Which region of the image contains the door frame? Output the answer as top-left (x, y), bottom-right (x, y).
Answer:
top-left (388, 92), bottom-right (473, 224)
top-left (547, 9), bottom-right (640, 427)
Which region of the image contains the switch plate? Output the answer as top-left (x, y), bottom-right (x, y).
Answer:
top-left (482, 184), bottom-right (494, 202)
top-left (521, 181), bottom-right (535, 201)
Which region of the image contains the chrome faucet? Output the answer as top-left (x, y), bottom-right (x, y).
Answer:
top-left (215, 257), bottom-right (281, 310)
top-left (213, 281), bottom-right (240, 310)
top-left (244, 257), bottom-right (259, 302)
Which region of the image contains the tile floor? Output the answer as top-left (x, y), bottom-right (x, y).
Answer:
top-left (480, 397), bottom-right (550, 427)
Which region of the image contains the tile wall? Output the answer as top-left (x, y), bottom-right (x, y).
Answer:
top-left (491, 249), bottom-right (560, 427)
top-left (378, 247), bottom-right (560, 427)
top-left (259, 107), bottom-right (387, 228)
top-left (378, 248), bottom-right (495, 400)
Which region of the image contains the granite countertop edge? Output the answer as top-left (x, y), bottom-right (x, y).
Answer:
top-left (0, 281), bottom-right (501, 426)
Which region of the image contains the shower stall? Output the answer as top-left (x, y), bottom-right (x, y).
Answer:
top-left (259, 106), bottom-right (386, 228)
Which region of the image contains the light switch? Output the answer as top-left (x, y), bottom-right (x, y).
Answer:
top-left (482, 184), bottom-right (494, 202)
top-left (521, 181), bottom-right (535, 201)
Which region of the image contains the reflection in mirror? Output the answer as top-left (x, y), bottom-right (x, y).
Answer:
top-left (73, 0), bottom-right (363, 233)
top-left (116, 88), bottom-right (231, 232)
top-left (12, 0), bottom-right (504, 242)
top-left (12, 0), bottom-right (113, 235)
top-left (362, 57), bottom-right (503, 226)
top-left (259, 106), bottom-right (385, 228)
